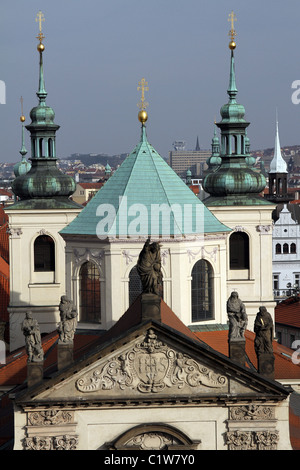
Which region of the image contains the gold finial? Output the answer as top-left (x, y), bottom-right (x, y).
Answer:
top-left (137, 78), bottom-right (149, 124)
top-left (36, 10), bottom-right (45, 51)
top-left (228, 11), bottom-right (237, 50)
top-left (20, 96), bottom-right (25, 122)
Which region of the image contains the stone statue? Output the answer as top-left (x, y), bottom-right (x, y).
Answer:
top-left (227, 291), bottom-right (248, 340)
top-left (254, 306), bottom-right (274, 355)
top-left (137, 238), bottom-right (163, 296)
top-left (57, 295), bottom-right (78, 343)
top-left (21, 311), bottom-right (44, 362)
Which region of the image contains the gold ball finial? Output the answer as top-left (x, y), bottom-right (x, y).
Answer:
top-left (20, 115), bottom-right (25, 122)
top-left (138, 109), bottom-right (148, 125)
top-left (37, 42), bottom-right (45, 52)
top-left (229, 40), bottom-right (236, 50)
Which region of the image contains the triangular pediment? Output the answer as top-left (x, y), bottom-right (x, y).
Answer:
top-left (17, 323), bottom-right (289, 405)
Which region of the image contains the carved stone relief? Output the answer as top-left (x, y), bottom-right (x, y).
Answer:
top-left (230, 405), bottom-right (274, 421)
top-left (28, 410), bottom-right (74, 426)
top-left (225, 430), bottom-right (279, 450)
top-left (76, 329), bottom-right (228, 395)
top-left (24, 435), bottom-right (78, 451)
top-left (24, 409), bottom-right (77, 450)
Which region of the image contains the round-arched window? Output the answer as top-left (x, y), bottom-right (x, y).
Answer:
top-left (79, 261), bottom-right (101, 323)
top-left (191, 259), bottom-right (214, 322)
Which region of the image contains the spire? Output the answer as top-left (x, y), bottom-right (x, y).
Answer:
top-left (13, 97), bottom-right (31, 178)
top-left (269, 112), bottom-right (287, 173)
top-left (195, 136), bottom-right (200, 151)
top-left (202, 12), bottom-right (268, 206)
top-left (11, 11), bottom-right (78, 209)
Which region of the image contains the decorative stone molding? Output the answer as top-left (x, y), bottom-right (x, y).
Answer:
top-left (108, 424), bottom-right (200, 450)
top-left (24, 434), bottom-right (78, 450)
top-left (76, 329), bottom-right (228, 394)
top-left (122, 249), bottom-right (168, 266)
top-left (187, 246), bottom-right (218, 264)
top-left (256, 225), bottom-right (271, 234)
top-left (7, 227), bottom-right (23, 238)
top-left (28, 410), bottom-right (74, 426)
top-left (73, 248), bottom-right (104, 269)
top-left (233, 226), bottom-right (245, 232)
top-left (230, 405), bottom-right (274, 421)
top-left (225, 430), bottom-right (279, 450)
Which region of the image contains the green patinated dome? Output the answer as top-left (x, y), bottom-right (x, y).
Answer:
top-left (13, 158), bottom-right (31, 178)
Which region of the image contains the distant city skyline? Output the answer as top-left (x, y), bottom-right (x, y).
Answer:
top-left (1, 1), bottom-right (300, 163)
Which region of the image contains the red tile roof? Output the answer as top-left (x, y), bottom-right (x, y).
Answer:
top-left (193, 328), bottom-right (300, 380)
top-left (275, 297), bottom-right (300, 328)
top-left (78, 183), bottom-right (103, 189)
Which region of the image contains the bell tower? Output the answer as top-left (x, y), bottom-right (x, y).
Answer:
top-left (6, 12), bottom-right (82, 351)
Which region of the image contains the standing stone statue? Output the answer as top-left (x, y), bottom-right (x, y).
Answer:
top-left (227, 292), bottom-right (248, 340)
top-left (21, 311), bottom-right (44, 363)
top-left (254, 306), bottom-right (274, 355)
top-left (57, 295), bottom-right (78, 343)
top-left (137, 238), bottom-right (163, 297)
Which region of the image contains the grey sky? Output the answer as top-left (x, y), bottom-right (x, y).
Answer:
top-left (1, 0), bottom-right (300, 163)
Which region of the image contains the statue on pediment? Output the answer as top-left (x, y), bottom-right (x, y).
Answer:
top-left (57, 295), bottom-right (78, 343)
top-left (254, 306), bottom-right (274, 354)
top-left (227, 291), bottom-right (248, 340)
top-left (137, 238), bottom-right (163, 296)
top-left (21, 311), bottom-right (44, 362)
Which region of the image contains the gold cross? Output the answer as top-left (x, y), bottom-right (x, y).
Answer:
top-left (137, 78), bottom-right (149, 110)
top-left (228, 11), bottom-right (237, 41)
top-left (36, 10), bottom-right (45, 42)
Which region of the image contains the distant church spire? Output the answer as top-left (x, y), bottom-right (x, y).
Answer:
top-left (195, 136), bottom-right (200, 151)
top-left (266, 111), bottom-right (292, 204)
top-left (269, 111), bottom-right (287, 174)
top-left (13, 97), bottom-right (31, 178)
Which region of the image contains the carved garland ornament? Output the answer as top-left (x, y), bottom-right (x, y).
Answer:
top-left (230, 405), bottom-right (274, 421)
top-left (75, 329), bottom-right (228, 394)
top-left (225, 430), bottom-right (279, 451)
top-left (28, 410), bottom-right (73, 426)
top-left (24, 435), bottom-right (78, 451)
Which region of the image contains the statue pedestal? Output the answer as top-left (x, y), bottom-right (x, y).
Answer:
top-left (27, 361), bottom-right (44, 388)
top-left (257, 352), bottom-right (275, 380)
top-left (57, 341), bottom-right (74, 371)
top-left (228, 339), bottom-right (246, 366)
top-left (141, 293), bottom-right (161, 321)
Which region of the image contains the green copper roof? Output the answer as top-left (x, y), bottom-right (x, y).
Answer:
top-left (61, 126), bottom-right (231, 238)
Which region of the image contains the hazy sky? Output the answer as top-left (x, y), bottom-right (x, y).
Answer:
top-left (1, 0), bottom-right (300, 163)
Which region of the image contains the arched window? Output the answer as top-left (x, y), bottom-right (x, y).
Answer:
top-left (191, 259), bottom-right (214, 322)
top-left (229, 232), bottom-right (249, 269)
top-left (291, 243), bottom-right (297, 254)
top-left (34, 235), bottom-right (55, 271)
top-left (79, 261), bottom-right (101, 323)
top-left (283, 243), bottom-right (289, 254)
top-left (275, 243), bottom-right (281, 254)
top-left (129, 265), bottom-right (143, 306)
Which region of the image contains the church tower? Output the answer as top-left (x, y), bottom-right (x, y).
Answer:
top-left (202, 12), bottom-right (276, 329)
top-left (6, 12), bottom-right (82, 351)
top-left (265, 115), bottom-right (292, 204)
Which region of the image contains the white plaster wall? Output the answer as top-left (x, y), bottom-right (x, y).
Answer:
top-left (207, 204), bottom-right (276, 331)
top-left (6, 208), bottom-right (81, 351)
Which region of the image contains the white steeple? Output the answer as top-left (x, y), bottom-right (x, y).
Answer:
top-left (269, 112), bottom-right (287, 173)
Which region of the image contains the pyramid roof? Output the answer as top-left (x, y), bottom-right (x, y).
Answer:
top-left (61, 126), bottom-right (230, 238)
